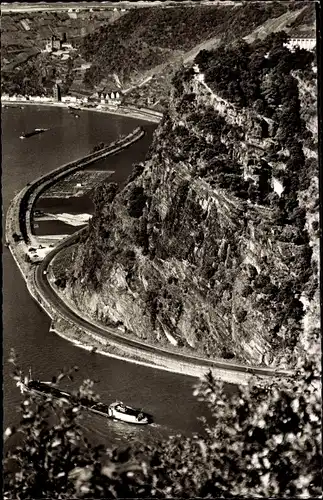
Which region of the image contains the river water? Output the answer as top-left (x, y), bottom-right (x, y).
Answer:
top-left (2, 105), bottom-right (233, 450)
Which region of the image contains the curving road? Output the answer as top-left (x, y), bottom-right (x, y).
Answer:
top-left (34, 231), bottom-right (294, 380)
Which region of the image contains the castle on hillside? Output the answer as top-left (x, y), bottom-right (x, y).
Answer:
top-left (46, 36), bottom-right (62, 52)
top-left (44, 34), bottom-right (75, 54)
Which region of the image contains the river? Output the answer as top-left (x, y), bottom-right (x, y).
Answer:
top-left (2, 104), bottom-right (234, 449)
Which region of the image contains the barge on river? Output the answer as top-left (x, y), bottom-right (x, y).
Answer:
top-left (20, 128), bottom-right (48, 139)
top-left (17, 375), bottom-right (152, 425)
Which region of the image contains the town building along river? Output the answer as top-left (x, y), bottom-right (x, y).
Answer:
top-left (3, 105), bottom-right (234, 448)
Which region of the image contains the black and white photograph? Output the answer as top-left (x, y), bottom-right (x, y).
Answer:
top-left (2, 0), bottom-right (321, 498)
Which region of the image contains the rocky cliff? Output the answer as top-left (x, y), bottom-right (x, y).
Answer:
top-left (64, 33), bottom-right (318, 367)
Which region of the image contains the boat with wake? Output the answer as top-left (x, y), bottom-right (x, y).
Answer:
top-left (17, 374), bottom-right (152, 425)
top-left (88, 401), bottom-right (150, 424)
top-left (20, 128), bottom-right (48, 139)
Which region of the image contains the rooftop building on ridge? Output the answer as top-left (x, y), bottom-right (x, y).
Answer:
top-left (284, 36), bottom-right (316, 52)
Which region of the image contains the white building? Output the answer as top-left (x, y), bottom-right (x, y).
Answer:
top-left (284, 37), bottom-right (316, 52)
top-left (81, 63), bottom-right (91, 70)
top-left (61, 43), bottom-right (75, 51)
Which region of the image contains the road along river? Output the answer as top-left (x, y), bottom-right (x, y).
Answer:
top-left (3, 104), bottom-right (234, 449)
top-left (6, 112), bottom-right (293, 385)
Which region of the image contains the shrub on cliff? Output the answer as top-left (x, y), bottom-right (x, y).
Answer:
top-left (92, 182), bottom-right (118, 216)
top-left (4, 337), bottom-right (321, 498)
top-left (125, 163), bottom-right (145, 185)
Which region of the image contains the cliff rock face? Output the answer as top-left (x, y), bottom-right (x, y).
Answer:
top-left (66, 36), bottom-right (318, 367)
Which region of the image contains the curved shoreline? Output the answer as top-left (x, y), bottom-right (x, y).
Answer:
top-left (5, 123), bottom-right (294, 384)
top-left (1, 99), bottom-right (163, 124)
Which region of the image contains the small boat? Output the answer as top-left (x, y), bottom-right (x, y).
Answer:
top-left (106, 401), bottom-right (151, 424)
top-left (20, 128), bottom-right (48, 139)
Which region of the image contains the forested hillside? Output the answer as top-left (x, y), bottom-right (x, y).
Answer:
top-left (80, 2), bottom-right (290, 90)
top-left (59, 32), bottom-right (318, 368)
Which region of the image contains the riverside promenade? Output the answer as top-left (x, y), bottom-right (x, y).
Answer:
top-left (6, 128), bottom-right (294, 384)
top-left (1, 98), bottom-right (163, 124)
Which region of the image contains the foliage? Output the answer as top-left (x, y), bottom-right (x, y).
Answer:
top-left (4, 337), bottom-right (321, 498)
top-left (92, 182), bottom-right (119, 215)
top-left (12, 232), bottom-right (22, 242)
top-left (195, 33), bottom-right (314, 117)
top-left (1, 52), bottom-right (77, 97)
top-left (126, 185), bottom-right (149, 219)
top-left (125, 163), bottom-right (145, 185)
top-left (183, 335), bottom-right (321, 498)
top-left (51, 245), bottom-right (75, 284)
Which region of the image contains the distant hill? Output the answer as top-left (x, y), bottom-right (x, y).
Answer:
top-left (0, 9), bottom-right (124, 95)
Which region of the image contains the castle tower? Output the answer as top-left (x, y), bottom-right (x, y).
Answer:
top-left (53, 83), bottom-right (61, 102)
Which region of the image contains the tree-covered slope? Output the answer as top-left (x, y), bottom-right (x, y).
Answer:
top-left (1, 2), bottom-right (314, 101)
top-left (62, 32), bottom-right (318, 368)
top-left (80, 2), bottom-right (290, 90)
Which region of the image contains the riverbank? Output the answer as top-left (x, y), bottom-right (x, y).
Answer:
top-left (1, 98), bottom-right (163, 124)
